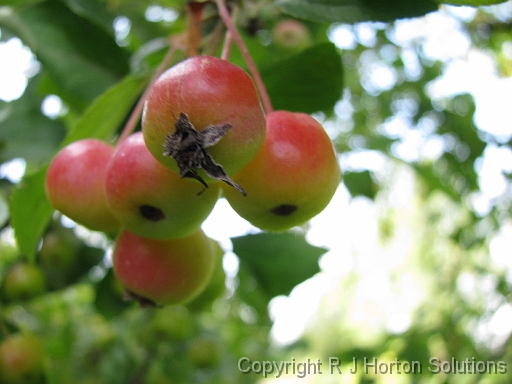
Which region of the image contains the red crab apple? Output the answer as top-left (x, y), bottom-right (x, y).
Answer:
top-left (142, 55), bottom-right (266, 185)
top-left (222, 110), bottom-right (341, 231)
top-left (0, 333), bottom-right (46, 384)
top-left (112, 229), bottom-right (216, 306)
top-left (45, 139), bottom-right (119, 232)
top-left (105, 132), bottom-right (220, 239)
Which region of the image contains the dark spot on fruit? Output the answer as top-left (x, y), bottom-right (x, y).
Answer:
top-left (139, 205), bottom-right (165, 221)
top-left (271, 204), bottom-right (297, 216)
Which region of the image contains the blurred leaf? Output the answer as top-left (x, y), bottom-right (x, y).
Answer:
top-left (0, 77), bottom-right (67, 165)
top-left (94, 269), bottom-right (130, 319)
top-left (0, 193), bottom-right (8, 228)
top-left (9, 166), bottom-right (53, 262)
top-left (3, 1), bottom-right (130, 112)
top-left (232, 233), bottom-right (326, 300)
top-left (436, 0), bottom-right (507, 4)
top-left (10, 74), bottom-right (146, 261)
top-left (343, 170), bottom-right (378, 199)
top-left (261, 43), bottom-right (343, 114)
top-left (276, 0), bottom-right (438, 23)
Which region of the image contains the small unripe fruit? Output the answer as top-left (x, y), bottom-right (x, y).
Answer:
top-left (3, 263), bottom-right (47, 302)
top-left (105, 132), bottom-right (220, 239)
top-left (272, 19), bottom-right (311, 52)
top-left (186, 334), bottom-right (221, 369)
top-left (112, 229), bottom-right (216, 306)
top-left (0, 334), bottom-right (46, 384)
top-left (45, 139), bottom-right (119, 232)
top-left (142, 56), bottom-right (266, 183)
top-left (223, 111), bottom-right (341, 231)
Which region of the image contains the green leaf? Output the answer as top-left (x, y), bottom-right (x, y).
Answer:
top-left (276, 0), bottom-right (438, 23)
top-left (343, 170), bottom-right (378, 199)
top-left (232, 232), bottom-right (327, 300)
top-left (9, 74), bottom-right (147, 261)
top-left (0, 76), bottom-right (67, 165)
top-left (261, 43), bottom-right (343, 114)
top-left (3, 1), bottom-right (130, 112)
top-left (0, 193), bottom-right (8, 228)
top-left (63, 74), bottom-right (147, 145)
top-left (9, 166), bottom-right (53, 262)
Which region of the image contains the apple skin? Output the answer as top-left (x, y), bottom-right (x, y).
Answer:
top-left (45, 139), bottom-right (119, 232)
top-left (142, 55), bottom-right (266, 181)
top-left (187, 241), bottom-right (226, 312)
top-left (105, 132), bottom-right (220, 239)
top-left (2, 262), bottom-right (47, 302)
top-left (112, 229), bottom-right (216, 306)
top-left (0, 333), bottom-right (46, 384)
top-left (222, 110), bottom-right (341, 231)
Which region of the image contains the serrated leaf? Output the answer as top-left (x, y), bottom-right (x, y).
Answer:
top-left (276, 0), bottom-right (438, 23)
top-left (10, 74), bottom-right (147, 261)
top-left (261, 43), bottom-right (343, 114)
top-left (232, 233), bottom-right (327, 300)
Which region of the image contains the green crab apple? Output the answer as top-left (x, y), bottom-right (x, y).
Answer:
top-left (2, 262), bottom-right (47, 302)
top-left (142, 55), bottom-right (266, 191)
top-left (222, 110), bottom-right (341, 231)
top-left (45, 139), bottom-right (119, 232)
top-left (112, 229), bottom-right (216, 306)
top-left (186, 334), bottom-right (221, 369)
top-left (0, 334), bottom-right (46, 384)
top-left (105, 131), bottom-right (220, 239)
top-left (187, 241), bottom-right (226, 311)
top-left (272, 19), bottom-right (311, 53)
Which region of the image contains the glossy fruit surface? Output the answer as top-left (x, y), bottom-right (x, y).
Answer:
top-left (142, 55), bottom-right (266, 181)
top-left (187, 241), bottom-right (226, 311)
top-left (45, 139), bottom-right (119, 232)
top-left (112, 229), bottom-right (216, 306)
top-left (0, 333), bottom-right (46, 384)
top-left (105, 132), bottom-right (220, 239)
top-left (223, 110), bottom-right (341, 231)
top-left (3, 263), bottom-right (47, 302)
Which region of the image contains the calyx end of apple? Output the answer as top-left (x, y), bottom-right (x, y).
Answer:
top-left (163, 112), bottom-right (246, 196)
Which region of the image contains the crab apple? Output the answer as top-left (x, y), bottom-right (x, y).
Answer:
top-left (142, 55), bottom-right (266, 184)
top-left (105, 131), bottom-right (220, 239)
top-left (272, 19), bottom-right (311, 53)
top-left (45, 139), bottom-right (119, 232)
top-left (222, 110), bottom-right (341, 231)
top-left (0, 333), bottom-right (46, 384)
top-left (112, 229), bottom-right (216, 306)
top-left (2, 262), bottom-right (47, 302)
top-left (187, 241), bottom-right (226, 312)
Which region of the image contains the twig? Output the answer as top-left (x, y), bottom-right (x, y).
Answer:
top-left (215, 0), bottom-right (273, 113)
top-left (117, 44), bottom-right (178, 144)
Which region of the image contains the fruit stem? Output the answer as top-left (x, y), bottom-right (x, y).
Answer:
top-left (221, 29), bottom-right (233, 61)
top-left (215, 0), bottom-right (273, 113)
top-left (117, 43), bottom-right (178, 144)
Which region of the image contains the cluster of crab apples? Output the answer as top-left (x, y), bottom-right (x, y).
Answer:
top-left (44, 55), bottom-right (341, 307)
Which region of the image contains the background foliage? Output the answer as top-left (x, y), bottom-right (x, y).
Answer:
top-left (1, 0), bottom-right (512, 383)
